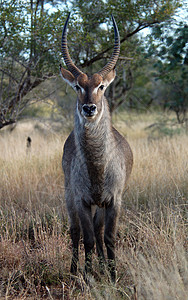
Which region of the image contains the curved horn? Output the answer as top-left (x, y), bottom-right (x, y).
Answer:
top-left (61, 12), bottom-right (83, 78)
top-left (98, 15), bottom-right (120, 78)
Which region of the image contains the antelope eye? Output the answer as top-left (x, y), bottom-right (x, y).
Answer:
top-left (75, 85), bottom-right (81, 91)
top-left (99, 85), bottom-right (104, 90)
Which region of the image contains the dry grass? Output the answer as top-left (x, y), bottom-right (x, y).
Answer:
top-left (0, 115), bottom-right (187, 299)
top-left (125, 136), bottom-right (188, 212)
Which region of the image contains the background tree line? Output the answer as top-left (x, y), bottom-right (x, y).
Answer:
top-left (0, 0), bottom-right (187, 129)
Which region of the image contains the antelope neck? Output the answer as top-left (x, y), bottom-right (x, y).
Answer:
top-left (75, 98), bottom-right (112, 159)
top-left (75, 98), bottom-right (113, 204)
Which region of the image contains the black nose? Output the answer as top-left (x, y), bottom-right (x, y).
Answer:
top-left (82, 104), bottom-right (97, 117)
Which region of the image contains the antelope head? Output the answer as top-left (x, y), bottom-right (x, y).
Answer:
top-left (60, 13), bottom-right (120, 121)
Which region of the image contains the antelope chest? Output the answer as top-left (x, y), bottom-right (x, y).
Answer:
top-left (71, 155), bottom-right (126, 207)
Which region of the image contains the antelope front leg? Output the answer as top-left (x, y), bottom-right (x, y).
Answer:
top-left (93, 208), bottom-right (105, 273)
top-left (104, 203), bottom-right (120, 282)
top-left (78, 202), bottom-right (95, 275)
top-left (70, 221), bottom-right (80, 275)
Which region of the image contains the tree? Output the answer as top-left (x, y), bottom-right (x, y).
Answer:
top-left (0, 0), bottom-right (67, 129)
top-left (146, 17), bottom-right (188, 123)
top-left (0, 0), bottom-right (182, 129)
top-left (68, 0), bottom-right (182, 112)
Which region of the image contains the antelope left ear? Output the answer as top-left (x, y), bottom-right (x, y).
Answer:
top-left (103, 68), bottom-right (116, 87)
top-left (60, 65), bottom-right (76, 87)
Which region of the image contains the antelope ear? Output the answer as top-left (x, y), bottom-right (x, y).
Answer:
top-left (103, 69), bottom-right (116, 88)
top-left (60, 65), bottom-right (76, 87)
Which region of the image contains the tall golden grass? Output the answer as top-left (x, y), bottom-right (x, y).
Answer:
top-left (0, 115), bottom-right (187, 299)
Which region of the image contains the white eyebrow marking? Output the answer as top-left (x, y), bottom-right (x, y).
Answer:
top-left (92, 83), bottom-right (107, 94)
top-left (74, 82), bottom-right (85, 94)
top-left (92, 83), bottom-right (102, 95)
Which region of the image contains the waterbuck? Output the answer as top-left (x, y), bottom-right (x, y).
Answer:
top-left (60, 13), bottom-right (133, 282)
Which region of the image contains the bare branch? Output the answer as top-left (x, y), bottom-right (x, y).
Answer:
top-left (0, 68), bottom-right (19, 83)
top-left (80, 20), bottom-right (159, 68)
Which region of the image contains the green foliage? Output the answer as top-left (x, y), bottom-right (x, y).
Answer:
top-left (146, 17), bottom-right (188, 123)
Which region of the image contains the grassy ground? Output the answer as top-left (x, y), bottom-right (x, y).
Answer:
top-left (0, 112), bottom-right (187, 299)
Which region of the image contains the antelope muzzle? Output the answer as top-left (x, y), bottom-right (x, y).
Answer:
top-left (82, 104), bottom-right (97, 118)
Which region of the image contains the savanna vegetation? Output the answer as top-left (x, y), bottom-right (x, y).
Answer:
top-left (0, 0), bottom-right (188, 299)
top-left (0, 112), bottom-right (188, 299)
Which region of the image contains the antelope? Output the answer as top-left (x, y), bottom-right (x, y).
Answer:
top-left (60, 13), bottom-right (133, 282)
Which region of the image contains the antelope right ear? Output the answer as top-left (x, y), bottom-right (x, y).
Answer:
top-left (103, 68), bottom-right (116, 88)
top-left (60, 65), bottom-right (76, 87)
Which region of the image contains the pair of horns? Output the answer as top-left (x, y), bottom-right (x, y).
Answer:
top-left (61, 13), bottom-right (120, 78)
